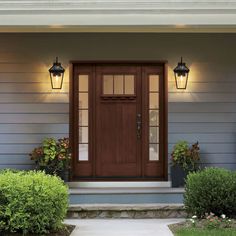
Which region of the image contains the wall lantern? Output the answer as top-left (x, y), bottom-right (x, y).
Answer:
top-left (49, 57), bottom-right (65, 89)
top-left (173, 57), bottom-right (190, 89)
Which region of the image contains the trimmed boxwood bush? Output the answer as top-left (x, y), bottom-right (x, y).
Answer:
top-left (184, 167), bottom-right (236, 218)
top-left (0, 170), bottom-right (68, 234)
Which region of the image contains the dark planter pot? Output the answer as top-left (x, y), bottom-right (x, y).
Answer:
top-left (171, 165), bottom-right (188, 187)
top-left (58, 170), bottom-right (70, 182)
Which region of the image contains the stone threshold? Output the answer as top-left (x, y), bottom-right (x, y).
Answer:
top-left (67, 203), bottom-right (187, 219)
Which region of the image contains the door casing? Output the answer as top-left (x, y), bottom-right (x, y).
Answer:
top-left (69, 61), bottom-right (168, 181)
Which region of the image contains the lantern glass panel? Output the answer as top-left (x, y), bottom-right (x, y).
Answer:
top-left (50, 73), bottom-right (64, 89)
top-left (175, 73), bottom-right (188, 89)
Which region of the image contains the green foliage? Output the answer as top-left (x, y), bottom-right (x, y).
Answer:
top-left (0, 170), bottom-right (68, 235)
top-left (171, 141), bottom-right (200, 172)
top-left (172, 228), bottom-right (236, 236)
top-left (184, 168), bottom-right (236, 218)
top-left (30, 137), bottom-right (71, 175)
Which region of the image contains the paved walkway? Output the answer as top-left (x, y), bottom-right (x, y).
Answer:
top-left (65, 219), bottom-right (184, 236)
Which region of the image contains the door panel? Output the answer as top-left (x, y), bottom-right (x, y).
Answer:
top-left (95, 66), bottom-right (142, 177)
top-left (70, 63), bottom-right (167, 180)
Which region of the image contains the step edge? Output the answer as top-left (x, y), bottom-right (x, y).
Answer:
top-left (68, 203), bottom-right (185, 211)
top-left (69, 188), bottom-right (185, 195)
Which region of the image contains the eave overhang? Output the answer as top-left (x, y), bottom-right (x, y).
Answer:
top-left (1, 1), bottom-right (236, 32)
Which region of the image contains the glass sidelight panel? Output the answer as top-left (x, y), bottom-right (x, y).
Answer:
top-left (149, 110), bottom-right (159, 126)
top-left (78, 110), bottom-right (88, 126)
top-left (149, 127), bottom-right (159, 143)
top-left (78, 75), bottom-right (89, 161)
top-left (149, 144), bottom-right (159, 161)
top-left (79, 144), bottom-right (88, 161)
top-left (149, 75), bottom-right (159, 92)
top-left (79, 127), bottom-right (88, 143)
top-left (149, 93), bottom-right (159, 109)
top-left (79, 75), bottom-right (89, 92)
top-left (79, 93), bottom-right (88, 109)
top-left (148, 74), bottom-right (159, 161)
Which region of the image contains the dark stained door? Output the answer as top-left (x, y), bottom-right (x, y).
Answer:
top-left (95, 66), bottom-right (142, 177)
top-left (70, 63), bottom-right (167, 180)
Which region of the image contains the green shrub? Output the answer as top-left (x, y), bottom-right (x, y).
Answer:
top-left (0, 170), bottom-right (68, 234)
top-left (184, 168), bottom-right (236, 218)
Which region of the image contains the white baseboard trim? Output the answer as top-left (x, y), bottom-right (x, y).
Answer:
top-left (68, 181), bottom-right (171, 188)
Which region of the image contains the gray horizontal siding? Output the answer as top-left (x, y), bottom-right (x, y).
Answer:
top-left (169, 93), bottom-right (236, 102)
top-left (0, 33), bottom-right (235, 174)
top-left (169, 123), bottom-right (236, 133)
top-left (0, 114), bottom-right (68, 123)
top-left (0, 165), bottom-right (33, 170)
top-left (169, 113), bottom-right (236, 122)
top-left (0, 83), bottom-right (69, 93)
top-left (0, 94), bottom-right (69, 103)
top-left (169, 133), bottom-right (236, 144)
top-left (169, 82), bottom-right (236, 93)
top-left (169, 103), bottom-right (236, 113)
top-left (0, 155), bottom-right (33, 165)
top-left (0, 124), bottom-right (68, 134)
top-left (168, 143), bottom-right (236, 154)
top-left (0, 144), bottom-right (45, 154)
top-left (0, 104), bottom-right (69, 113)
top-left (0, 134), bottom-right (68, 144)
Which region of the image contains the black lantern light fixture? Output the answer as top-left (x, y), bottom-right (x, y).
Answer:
top-left (49, 57), bottom-right (65, 89)
top-left (173, 57), bottom-right (190, 89)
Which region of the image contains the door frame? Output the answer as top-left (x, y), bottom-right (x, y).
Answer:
top-left (69, 61), bottom-right (168, 181)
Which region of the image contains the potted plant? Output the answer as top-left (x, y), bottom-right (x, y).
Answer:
top-left (30, 137), bottom-right (71, 181)
top-left (171, 141), bottom-right (200, 187)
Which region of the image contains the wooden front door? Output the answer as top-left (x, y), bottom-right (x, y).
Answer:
top-left (96, 66), bottom-right (142, 177)
top-left (70, 62), bottom-right (167, 180)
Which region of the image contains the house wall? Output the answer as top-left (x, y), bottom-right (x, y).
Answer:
top-left (0, 33), bottom-right (236, 176)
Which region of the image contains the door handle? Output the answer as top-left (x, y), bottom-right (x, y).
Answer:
top-left (137, 113), bottom-right (142, 139)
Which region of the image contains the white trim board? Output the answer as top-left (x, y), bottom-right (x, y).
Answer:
top-left (2, 1), bottom-right (236, 31)
top-left (68, 181), bottom-right (171, 188)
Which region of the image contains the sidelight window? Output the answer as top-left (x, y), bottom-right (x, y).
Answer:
top-left (149, 75), bottom-right (159, 161)
top-left (78, 75), bottom-right (89, 161)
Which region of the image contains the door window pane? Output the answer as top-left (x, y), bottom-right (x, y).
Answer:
top-left (125, 75), bottom-right (134, 94)
top-left (149, 75), bottom-right (159, 92)
top-left (114, 75), bottom-right (124, 94)
top-left (103, 75), bottom-right (113, 94)
top-left (79, 75), bottom-right (88, 92)
top-left (103, 74), bottom-right (135, 95)
top-left (149, 144), bottom-right (159, 161)
top-left (79, 144), bottom-right (88, 161)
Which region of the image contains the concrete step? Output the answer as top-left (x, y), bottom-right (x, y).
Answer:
top-left (69, 187), bottom-right (184, 204)
top-left (67, 203), bottom-right (187, 219)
